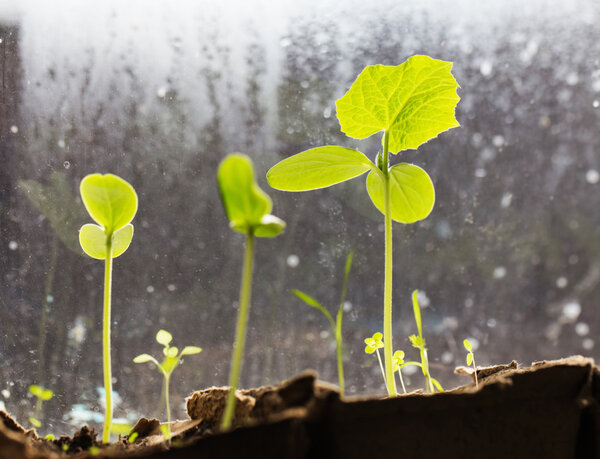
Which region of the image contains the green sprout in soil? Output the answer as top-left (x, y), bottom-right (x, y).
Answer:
top-left (292, 251), bottom-right (353, 397)
top-left (464, 339), bottom-right (479, 389)
top-left (133, 329), bottom-right (202, 442)
top-left (267, 56), bottom-right (460, 396)
top-left (364, 332), bottom-right (386, 386)
top-left (78, 173), bottom-right (138, 443)
top-left (28, 384), bottom-right (53, 428)
top-left (409, 290), bottom-right (443, 393)
top-left (217, 153), bottom-right (286, 430)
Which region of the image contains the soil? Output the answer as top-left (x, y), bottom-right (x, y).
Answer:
top-left (1, 356), bottom-right (598, 459)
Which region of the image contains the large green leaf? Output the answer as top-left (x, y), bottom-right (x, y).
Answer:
top-left (336, 55), bottom-right (460, 153)
top-left (366, 163), bottom-right (435, 223)
top-left (267, 146), bottom-right (375, 191)
top-left (80, 173), bottom-right (138, 234)
top-left (79, 223), bottom-right (134, 260)
top-left (218, 153), bottom-right (284, 236)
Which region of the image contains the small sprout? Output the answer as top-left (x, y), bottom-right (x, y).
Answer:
top-left (79, 173), bottom-right (138, 443)
top-left (364, 332), bottom-right (386, 387)
top-left (392, 350), bottom-right (408, 394)
top-left (464, 339), bottom-right (479, 389)
top-left (89, 445), bottom-right (100, 456)
top-left (44, 434), bottom-right (55, 441)
top-left (292, 251), bottom-right (353, 397)
top-left (62, 444), bottom-right (69, 452)
top-left (128, 432), bottom-right (139, 443)
top-left (28, 384), bottom-right (53, 428)
top-left (133, 329), bottom-right (202, 443)
top-left (217, 154), bottom-right (285, 430)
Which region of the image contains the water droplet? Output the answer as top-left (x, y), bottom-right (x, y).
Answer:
top-left (167, 284), bottom-right (176, 292)
top-left (8, 241), bottom-right (18, 251)
top-left (556, 277), bottom-right (568, 288)
top-left (1, 390), bottom-right (10, 398)
top-left (319, 330), bottom-right (329, 339)
top-left (280, 37), bottom-right (292, 48)
top-left (441, 351), bottom-right (453, 364)
top-left (582, 338), bottom-right (594, 350)
top-left (562, 301), bottom-right (581, 321)
top-left (566, 72), bottom-right (579, 86)
top-left (300, 80), bottom-right (309, 89)
top-left (479, 60), bottom-right (493, 77)
top-left (286, 254), bottom-right (299, 268)
top-left (593, 100), bottom-right (599, 108)
top-left (156, 86), bottom-right (167, 98)
top-left (342, 301), bottom-right (352, 312)
top-left (58, 139), bottom-right (66, 148)
top-left (402, 364), bottom-right (418, 376)
top-left (487, 318), bottom-right (497, 328)
top-left (493, 266), bottom-right (506, 279)
top-left (9, 125), bottom-right (18, 134)
top-left (492, 135), bottom-right (504, 147)
top-left (286, 127), bottom-right (294, 135)
top-left (323, 107), bottom-right (332, 119)
top-left (501, 192), bottom-right (513, 208)
top-left (46, 295), bottom-right (54, 303)
top-left (586, 169), bottom-right (599, 184)
top-left (146, 285), bottom-right (154, 293)
top-left (63, 160), bottom-right (70, 169)
top-left (575, 322), bottom-right (589, 336)
top-left (416, 290), bottom-right (430, 308)
top-left (474, 168), bottom-right (487, 178)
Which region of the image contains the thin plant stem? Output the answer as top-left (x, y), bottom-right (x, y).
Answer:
top-left (221, 232), bottom-right (255, 430)
top-left (472, 356), bottom-right (479, 389)
top-left (382, 130), bottom-right (397, 396)
top-left (164, 374), bottom-right (171, 442)
top-left (397, 369), bottom-right (407, 394)
top-left (102, 237), bottom-right (113, 443)
top-left (420, 348), bottom-right (433, 393)
top-left (375, 349), bottom-right (386, 387)
top-left (335, 308), bottom-right (344, 397)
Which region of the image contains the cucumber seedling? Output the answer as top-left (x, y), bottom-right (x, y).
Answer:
top-left (133, 329), bottom-right (202, 441)
top-left (267, 55), bottom-right (460, 396)
top-left (409, 290), bottom-right (443, 393)
top-left (463, 339), bottom-right (479, 389)
top-left (292, 252), bottom-right (353, 397)
top-left (28, 384), bottom-right (53, 428)
top-left (217, 153), bottom-right (286, 430)
top-left (78, 173), bottom-right (138, 443)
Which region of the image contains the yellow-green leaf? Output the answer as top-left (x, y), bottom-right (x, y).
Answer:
top-left (463, 339), bottom-right (472, 352)
top-left (79, 224), bottom-right (134, 260)
top-left (466, 353), bottom-right (473, 366)
top-left (366, 163), bottom-right (435, 223)
top-left (267, 146), bottom-right (375, 191)
top-left (254, 214), bottom-right (286, 238)
top-left (336, 55), bottom-right (460, 153)
top-left (180, 346), bottom-right (202, 356)
top-left (156, 329), bottom-right (173, 346)
top-left (80, 173), bottom-right (138, 234)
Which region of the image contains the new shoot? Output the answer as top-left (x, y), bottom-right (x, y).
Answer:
top-left (79, 173), bottom-right (138, 443)
top-left (267, 56), bottom-right (460, 396)
top-left (409, 290), bottom-right (443, 393)
top-left (364, 332), bottom-right (386, 387)
top-left (217, 153), bottom-right (285, 430)
top-left (292, 251), bottom-right (353, 397)
top-left (133, 329), bottom-right (202, 442)
top-left (464, 339), bottom-right (479, 389)
top-left (28, 385), bottom-right (53, 428)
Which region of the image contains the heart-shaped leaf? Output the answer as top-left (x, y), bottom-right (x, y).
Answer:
top-left (79, 224), bottom-right (134, 260)
top-left (336, 55), bottom-right (460, 153)
top-left (366, 163), bottom-right (435, 223)
top-left (80, 173), bottom-right (138, 234)
top-left (267, 146), bottom-right (375, 191)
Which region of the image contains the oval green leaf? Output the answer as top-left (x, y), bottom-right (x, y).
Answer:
top-left (218, 153), bottom-right (273, 233)
top-left (156, 329), bottom-right (173, 346)
top-left (79, 223), bottom-right (134, 260)
top-left (180, 346), bottom-right (202, 356)
top-left (133, 354), bottom-right (157, 364)
top-left (366, 163), bottom-right (435, 223)
top-left (254, 214), bottom-right (286, 238)
top-left (80, 173), bottom-right (138, 234)
top-left (267, 146), bottom-right (375, 191)
top-left (466, 353), bottom-right (473, 366)
top-left (336, 55), bottom-right (460, 153)
top-left (40, 389), bottom-right (53, 401)
top-left (29, 385), bottom-right (42, 397)
top-left (463, 339), bottom-right (472, 352)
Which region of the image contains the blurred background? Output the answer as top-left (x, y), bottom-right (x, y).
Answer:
top-left (0, 0), bottom-right (599, 437)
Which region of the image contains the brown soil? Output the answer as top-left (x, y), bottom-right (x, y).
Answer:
top-left (1, 356), bottom-right (599, 459)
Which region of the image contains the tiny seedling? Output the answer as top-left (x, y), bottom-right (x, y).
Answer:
top-left (28, 384), bottom-right (53, 428)
top-left (464, 339), bottom-right (479, 389)
top-left (292, 251), bottom-right (353, 397)
top-left (217, 153), bottom-right (286, 430)
top-left (133, 329), bottom-right (202, 442)
top-left (409, 290), bottom-right (443, 393)
top-left (267, 56), bottom-right (460, 396)
top-left (79, 173), bottom-right (138, 443)
top-left (364, 332), bottom-right (386, 386)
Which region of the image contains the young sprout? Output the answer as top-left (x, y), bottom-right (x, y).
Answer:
top-left (292, 251), bottom-right (353, 397)
top-left (464, 339), bottom-right (479, 389)
top-left (392, 351), bottom-right (407, 394)
top-left (79, 173), bottom-right (138, 443)
top-left (364, 332), bottom-right (386, 387)
top-left (409, 290), bottom-right (443, 393)
top-left (133, 329), bottom-right (202, 442)
top-left (267, 56), bottom-right (460, 396)
top-left (217, 153), bottom-right (285, 430)
top-left (28, 384), bottom-right (53, 428)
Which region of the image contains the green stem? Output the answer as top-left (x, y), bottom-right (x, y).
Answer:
top-left (397, 369), bottom-right (407, 394)
top-left (334, 312), bottom-right (344, 397)
top-left (420, 348), bottom-right (433, 393)
top-left (375, 349), bottom-right (386, 387)
top-left (221, 232), bottom-right (255, 430)
top-left (165, 374), bottom-right (171, 442)
top-left (102, 236), bottom-right (113, 443)
top-left (382, 130), bottom-right (397, 397)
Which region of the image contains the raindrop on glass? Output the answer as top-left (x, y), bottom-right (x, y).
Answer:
top-left (556, 277), bottom-right (568, 288)
top-left (286, 254), bottom-right (299, 268)
top-left (63, 161), bottom-right (70, 169)
top-left (9, 125), bottom-right (18, 134)
top-left (487, 318), bottom-right (497, 328)
top-left (575, 322), bottom-right (589, 336)
top-left (58, 139), bottom-right (66, 148)
top-left (8, 241), bottom-right (18, 251)
top-left (493, 266), bottom-right (506, 279)
top-left (46, 295), bottom-right (54, 303)
top-left (585, 169), bottom-right (599, 184)
top-left (501, 192), bottom-right (513, 208)
top-left (146, 285), bottom-right (154, 293)
top-left (479, 60), bottom-right (493, 77)
top-left (582, 338), bottom-right (594, 350)
top-left (441, 351), bottom-right (453, 364)
top-left (593, 100), bottom-right (599, 108)
top-left (562, 301), bottom-right (581, 321)
top-left (474, 168), bottom-right (487, 178)
top-left (1, 390), bottom-right (9, 398)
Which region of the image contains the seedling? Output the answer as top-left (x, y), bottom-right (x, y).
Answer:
top-left (133, 329), bottom-right (202, 441)
top-left (267, 55), bottom-right (460, 396)
top-left (78, 173), bottom-right (138, 443)
top-left (364, 332), bottom-right (386, 386)
top-left (409, 290), bottom-right (443, 393)
top-left (292, 251), bottom-right (353, 397)
top-left (217, 153), bottom-right (286, 430)
top-left (464, 339), bottom-right (479, 389)
top-left (28, 384), bottom-right (53, 428)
